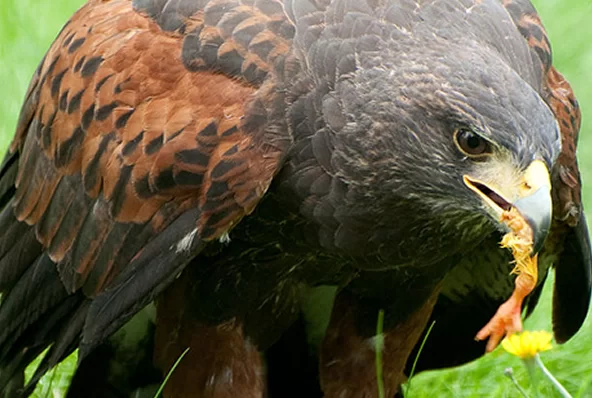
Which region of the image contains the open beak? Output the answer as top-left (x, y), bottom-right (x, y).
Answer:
top-left (464, 160), bottom-right (552, 254)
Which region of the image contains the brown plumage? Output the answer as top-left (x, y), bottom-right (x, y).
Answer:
top-left (0, 1), bottom-right (589, 397)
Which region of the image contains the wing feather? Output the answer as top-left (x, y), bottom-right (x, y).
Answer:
top-left (501, 0), bottom-right (591, 342)
top-left (0, 0), bottom-right (292, 390)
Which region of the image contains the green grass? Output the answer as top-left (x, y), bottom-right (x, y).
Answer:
top-left (1, 1), bottom-right (592, 397)
top-left (410, 275), bottom-right (592, 398)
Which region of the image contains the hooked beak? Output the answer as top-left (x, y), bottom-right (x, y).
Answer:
top-left (464, 160), bottom-right (552, 254)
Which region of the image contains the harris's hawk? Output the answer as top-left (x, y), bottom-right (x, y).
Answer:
top-left (0, 0), bottom-right (589, 397)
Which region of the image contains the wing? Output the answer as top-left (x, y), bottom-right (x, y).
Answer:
top-left (0, 0), bottom-right (293, 391)
top-left (502, 0), bottom-right (591, 343)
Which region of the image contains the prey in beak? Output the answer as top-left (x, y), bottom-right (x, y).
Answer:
top-left (463, 160), bottom-right (552, 254)
top-left (463, 160), bottom-right (553, 351)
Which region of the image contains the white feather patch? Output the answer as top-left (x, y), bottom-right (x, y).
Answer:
top-left (367, 334), bottom-right (385, 352)
top-left (174, 228), bottom-right (198, 253)
top-left (219, 232), bottom-right (231, 244)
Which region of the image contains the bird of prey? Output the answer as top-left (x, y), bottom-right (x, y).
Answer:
top-left (0, 0), bottom-right (589, 397)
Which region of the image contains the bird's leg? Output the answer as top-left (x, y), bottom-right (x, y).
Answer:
top-left (475, 207), bottom-right (539, 352)
top-left (154, 272), bottom-right (265, 398)
top-left (475, 269), bottom-right (537, 352)
top-left (320, 283), bottom-right (441, 398)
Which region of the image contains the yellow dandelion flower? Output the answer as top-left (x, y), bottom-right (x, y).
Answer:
top-left (502, 330), bottom-right (553, 359)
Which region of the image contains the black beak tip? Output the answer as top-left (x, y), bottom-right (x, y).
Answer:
top-left (524, 213), bottom-right (551, 255)
top-left (512, 187), bottom-right (553, 256)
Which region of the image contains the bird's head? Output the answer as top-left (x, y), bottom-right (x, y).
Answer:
top-left (328, 37), bottom-right (560, 266)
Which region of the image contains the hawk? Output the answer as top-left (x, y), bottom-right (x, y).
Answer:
top-left (0, 0), bottom-right (589, 397)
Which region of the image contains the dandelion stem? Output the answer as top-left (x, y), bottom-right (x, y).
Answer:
top-left (534, 354), bottom-right (573, 398)
top-left (524, 358), bottom-right (540, 398)
top-left (504, 367), bottom-right (530, 398)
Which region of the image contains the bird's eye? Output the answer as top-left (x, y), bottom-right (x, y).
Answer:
top-left (454, 129), bottom-right (491, 158)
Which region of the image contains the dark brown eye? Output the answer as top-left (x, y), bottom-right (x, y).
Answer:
top-left (454, 129), bottom-right (491, 157)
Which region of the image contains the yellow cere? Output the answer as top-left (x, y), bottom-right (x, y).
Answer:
top-left (500, 207), bottom-right (538, 283)
top-left (502, 330), bottom-right (553, 359)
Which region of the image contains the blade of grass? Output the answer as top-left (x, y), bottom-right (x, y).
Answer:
top-left (375, 309), bottom-right (385, 398)
top-left (153, 347), bottom-right (190, 398)
top-left (405, 320), bottom-right (436, 397)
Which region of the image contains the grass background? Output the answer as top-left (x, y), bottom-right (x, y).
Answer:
top-left (1, 0), bottom-right (591, 397)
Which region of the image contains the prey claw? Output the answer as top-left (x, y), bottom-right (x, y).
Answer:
top-left (475, 296), bottom-right (523, 352)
